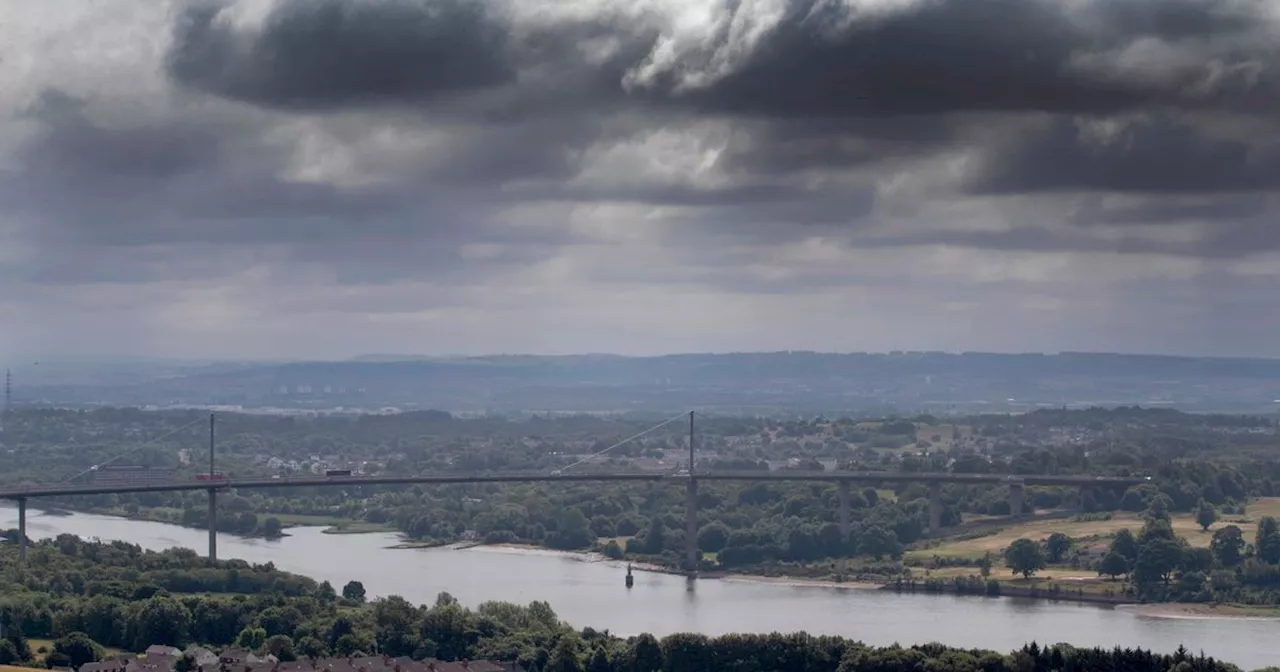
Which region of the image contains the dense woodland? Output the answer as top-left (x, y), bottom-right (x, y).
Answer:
top-left (0, 536), bottom-right (1264, 672)
top-left (3, 408), bottom-right (1280, 602)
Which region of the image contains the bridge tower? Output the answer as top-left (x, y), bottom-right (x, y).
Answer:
top-left (838, 481), bottom-right (852, 539)
top-left (685, 411), bottom-right (699, 578)
top-left (1008, 482), bottom-right (1025, 517)
top-left (928, 482), bottom-right (943, 535)
top-left (207, 413), bottom-right (218, 564)
top-left (16, 497), bottom-right (26, 568)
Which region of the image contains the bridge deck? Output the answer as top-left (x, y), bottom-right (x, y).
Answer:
top-left (0, 471), bottom-right (1147, 499)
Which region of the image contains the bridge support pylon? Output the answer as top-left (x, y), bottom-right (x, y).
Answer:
top-left (207, 488), bottom-right (217, 564)
top-left (1009, 483), bottom-right (1025, 518)
top-left (685, 477), bottom-right (698, 578)
top-left (838, 481), bottom-right (851, 539)
top-left (928, 482), bottom-right (943, 535)
top-left (17, 497), bottom-right (26, 568)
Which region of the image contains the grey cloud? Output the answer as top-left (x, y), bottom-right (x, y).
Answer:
top-left (1068, 194), bottom-right (1273, 225)
top-left (717, 117), bottom-right (959, 175)
top-left (971, 115), bottom-right (1280, 194)
top-left (169, 0), bottom-right (1280, 119)
top-left (167, 0), bottom-right (516, 110)
top-left (635, 0), bottom-right (1280, 118)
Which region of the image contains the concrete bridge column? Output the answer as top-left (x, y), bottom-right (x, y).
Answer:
top-left (1009, 483), bottom-right (1024, 518)
top-left (928, 482), bottom-right (943, 535)
top-left (207, 488), bottom-right (217, 564)
top-left (1076, 485), bottom-right (1090, 513)
top-left (685, 477), bottom-right (698, 577)
top-left (838, 481), bottom-right (851, 539)
top-left (17, 497), bottom-right (26, 567)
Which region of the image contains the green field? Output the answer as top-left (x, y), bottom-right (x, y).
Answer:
top-left (909, 497), bottom-right (1280, 562)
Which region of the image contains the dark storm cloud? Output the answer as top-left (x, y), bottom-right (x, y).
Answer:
top-left (971, 115), bottom-right (1280, 194)
top-left (717, 117), bottom-right (959, 175)
top-left (167, 0), bottom-right (516, 109)
top-left (638, 0), bottom-right (1280, 117)
top-left (168, 0), bottom-right (1280, 118)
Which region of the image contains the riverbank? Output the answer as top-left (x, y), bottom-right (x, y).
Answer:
top-left (25, 503), bottom-right (391, 540)
top-left (1121, 603), bottom-right (1280, 620)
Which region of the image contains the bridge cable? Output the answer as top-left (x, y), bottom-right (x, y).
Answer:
top-left (558, 410), bottom-right (693, 474)
top-left (61, 415), bottom-right (208, 484)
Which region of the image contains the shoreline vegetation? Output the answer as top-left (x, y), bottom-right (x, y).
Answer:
top-left (34, 505), bottom-right (1280, 620)
top-left (453, 542), bottom-right (1280, 618)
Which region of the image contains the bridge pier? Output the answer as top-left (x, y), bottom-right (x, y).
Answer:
top-left (17, 497), bottom-right (26, 568)
top-left (207, 488), bottom-right (217, 564)
top-left (928, 482), bottom-right (943, 535)
top-left (838, 481), bottom-right (851, 539)
top-left (1009, 483), bottom-right (1024, 518)
top-left (1076, 485), bottom-right (1090, 513)
top-left (685, 477), bottom-right (699, 577)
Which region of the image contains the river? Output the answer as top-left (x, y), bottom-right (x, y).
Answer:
top-left (2, 508), bottom-right (1275, 670)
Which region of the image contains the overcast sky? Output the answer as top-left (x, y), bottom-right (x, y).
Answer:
top-left (4, 0), bottom-right (1280, 361)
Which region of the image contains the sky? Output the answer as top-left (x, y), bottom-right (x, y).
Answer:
top-left (4, 0), bottom-right (1280, 361)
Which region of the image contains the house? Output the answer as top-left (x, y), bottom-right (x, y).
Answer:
top-left (155, 648), bottom-right (519, 672)
top-left (187, 648), bottom-right (219, 668)
top-left (219, 648), bottom-right (251, 666)
top-left (146, 647), bottom-right (182, 659)
top-left (81, 661), bottom-right (129, 672)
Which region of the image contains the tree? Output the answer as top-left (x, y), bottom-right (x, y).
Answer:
top-left (53, 632), bottom-right (102, 669)
top-left (342, 580), bottom-right (366, 602)
top-left (235, 626), bottom-right (267, 651)
top-left (262, 517), bottom-right (283, 538)
top-left (265, 635), bottom-right (297, 662)
top-left (857, 525), bottom-right (902, 560)
top-left (372, 596), bottom-right (419, 657)
top-left (640, 518), bottom-right (665, 555)
top-left (1145, 495), bottom-right (1173, 522)
top-left (132, 596), bottom-right (191, 651)
top-left (545, 636), bottom-right (585, 672)
top-left (697, 522), bottom-right (729, 553)
top-left (0, 640), bottom-right (18, 665)
top-left (1180, 547), bottom-right (1214, 574)
top-left (1196, 500), bottom-right (1218, 531)
top-left (1211, 525), bottom-right (1246, 567)
top-left (586, 647), bottom-right (613, 672)
top-left (1110, 528), bottom-right (1140, 562)
top-left (1004, 539), bottom-right (1047, 579)
top-left (1097, 551), bottom-right (1129, 580)
top-left (1133, 538), bottom-right (1183, 589)
top-left (317, 581), bottom-right (337, 602)
top-left (1045, 532), bottom-right (1071, 563)
top-left (601, 539), bottom-right (624, 560)
top-left (622, 633), bottom-right (664, 672)
top-left (236, 512), bottom-right (259, 535)
top-left (1256, 516), bottom-right (1280, 564)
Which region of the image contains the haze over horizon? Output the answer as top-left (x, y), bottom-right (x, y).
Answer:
top-left (6, 0), bottom-right (1280, 361)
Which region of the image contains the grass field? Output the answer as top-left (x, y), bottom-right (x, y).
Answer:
top-left (24, 639), bottom-right (124, 664)
top-left (317, 520), bottom-right (395, 534)
top-left (907, 497), bottom-right (1280, 562)
top-left (913, 424), bottom-right (973, 449)
top-left (915, 564), bottom-right (1127, 597)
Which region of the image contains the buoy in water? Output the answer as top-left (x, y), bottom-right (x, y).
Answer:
top-left (625, 563), bottom-right (634, 588)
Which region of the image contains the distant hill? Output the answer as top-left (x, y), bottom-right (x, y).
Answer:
top-left (12, 351), bottom-right (1280, 414)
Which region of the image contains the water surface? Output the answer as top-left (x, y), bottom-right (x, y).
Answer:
top-left (3, 508), bottom-right (1275, 670)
